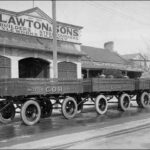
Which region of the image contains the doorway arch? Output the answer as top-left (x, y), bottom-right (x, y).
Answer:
top-left (19, 57), bottom-right (50, 78)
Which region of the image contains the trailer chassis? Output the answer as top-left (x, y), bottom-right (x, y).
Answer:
top-left (0, 89), bottom-right (150, 126)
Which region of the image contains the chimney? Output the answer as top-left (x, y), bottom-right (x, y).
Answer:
top-left (104, 41), bottom-right (114, 51)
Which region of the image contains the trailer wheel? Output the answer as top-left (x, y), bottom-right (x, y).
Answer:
top-left (0, 102), bottom-right (15, 124)
top-left (95, 95), bottom-right (108, 115)
top-left (21, 100), bottom-right (41, 126)
top-left (118, 93), bottom-right (130, 111)
top-left (62, 97), bottom-right (77, 119)
top-left (138, 92), bottom-right (150, 108)
top-left (41, 99), bottom-right (53, 118)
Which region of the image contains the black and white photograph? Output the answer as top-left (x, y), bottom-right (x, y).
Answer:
top-left (0, 0), bottom-right (150, 149)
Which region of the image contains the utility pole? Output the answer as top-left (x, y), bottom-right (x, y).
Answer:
top-left (52, 0), bottom-right (58, 78)
top-left (33, 0), bottom-right (34, 8)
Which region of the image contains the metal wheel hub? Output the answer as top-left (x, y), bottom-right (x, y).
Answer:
top-left (25, 105), bottom-right (38, 121)
top-left (99, 99), bottom-right (106, 111)
top-left (143, 95), bottom-right (149, 105)
top-left (66, 101), bottom-right (75, 115)
top-left (123, 97), bottom-right (129, 108)
top-left (0, 103), bottom-right (15, 119)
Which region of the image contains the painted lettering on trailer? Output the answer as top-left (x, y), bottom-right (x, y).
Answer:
top-left (27, 86), bottom-right (63, 93)
top-left (45, 86), bottom-right (63, 93)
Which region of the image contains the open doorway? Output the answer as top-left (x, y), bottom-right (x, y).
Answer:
top-left (19, 57), bottom-right (50, 78)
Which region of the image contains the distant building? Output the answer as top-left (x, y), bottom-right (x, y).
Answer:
top-left (122, 53), bottom-right (150, 71)
top-left (81, 43), bottom-right (143, 79)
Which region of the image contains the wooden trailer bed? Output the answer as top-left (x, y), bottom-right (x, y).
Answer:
top-left (136, 78), bottom-right (150, 90)
top-left (0, 78), bottom-right (150, 97)
top-left (0, 78), bottom-right (83, 97)
top-left (83, 78), bottom-right (136, 93)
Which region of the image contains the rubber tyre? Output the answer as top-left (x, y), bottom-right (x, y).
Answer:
top-left (21, 100), bottom-right (41, 126)
top-left (95, 95), bottom-right (108, 115)
top-left (41, 100), bottom-right (53, 118)
top-left (139, 92), bottom-right (150, 108)
top-left (0, 103), bottom-right (15, 124)
top-left (62, 97), bottom-right (77, 119)
top-left (118, 93), bottom-right (130, 111)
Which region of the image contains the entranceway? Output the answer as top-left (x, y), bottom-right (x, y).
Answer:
top-left (19, 58), bottom-right (50, 78)
top-left (58, 62), bottom-right (77, 79)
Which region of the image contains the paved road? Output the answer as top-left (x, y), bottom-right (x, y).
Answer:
top-left (0, 100), bottom-right (150, 148)
top-left (64, 123), bottom-right (150, 149)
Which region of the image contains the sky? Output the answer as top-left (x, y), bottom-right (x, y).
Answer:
top-left (0, 1), bottom-right (150, 56)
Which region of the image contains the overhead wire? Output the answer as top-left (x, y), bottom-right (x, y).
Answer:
top-left (85, 1), bottom-right (133, 29)
top-left (83, 1), bottom-right (150, 53)
top-left (92, 1), bottom-right (150, 27)
top-left (56, 1), bottom-right (150, 49)
top-left (84, 1), bottom-right (115, 31)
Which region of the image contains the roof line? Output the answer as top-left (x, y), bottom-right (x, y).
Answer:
top-left (83, 60), bottom-right (126, 65)
top-left (82, 45), bottom-right (104, 50)
top-left (82, 45), bottom-right (128, 63)
top-left (17, 7), bottom-right (39, 15)
top-left (0, 7), bottom-right (83, 29)
top-left (113, 51), bottom-right (128, 63)
top-left (0, 8), bottom-right (17, 15)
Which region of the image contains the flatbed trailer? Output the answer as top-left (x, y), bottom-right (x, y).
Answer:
top-left (0, 78), bottom-right (83, 96)
top-left (0, 78), bottom-right (150, 125)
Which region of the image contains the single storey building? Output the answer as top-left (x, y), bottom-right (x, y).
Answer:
top-left (81, 42), bottom-right (143, 79)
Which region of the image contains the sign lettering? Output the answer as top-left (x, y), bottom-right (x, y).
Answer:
top-left (0, 13), bottom-right (81, 43)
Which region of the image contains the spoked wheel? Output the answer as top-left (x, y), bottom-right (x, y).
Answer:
top-left (40, 99), bottom-right (53, 118)
top-left (0, 102), bottom-right (15, 124)
top-left (137, 92), bottom-right (150, 108)
top-left (62, 97), bottom-right (77, 119)
top-left (95, 95), bottom-right (108, 115)
top-left (21, 100), bottom-right (41, 126)
top-left (118, 93), bottom-right (130, 111)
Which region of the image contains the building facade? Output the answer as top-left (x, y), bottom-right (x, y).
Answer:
top-left (0, 7), bottom-right (84, 79)
top-left (122, 53), bottom-right (150, 72)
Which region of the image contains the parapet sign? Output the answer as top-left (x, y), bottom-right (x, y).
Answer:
top-left (0, 12), bottom-right (81, 43)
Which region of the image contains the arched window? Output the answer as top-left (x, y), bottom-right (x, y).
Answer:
top-left (58, 62), bottom-right (77, 80)
top-left (0, 55), bottom-right (11, 79)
